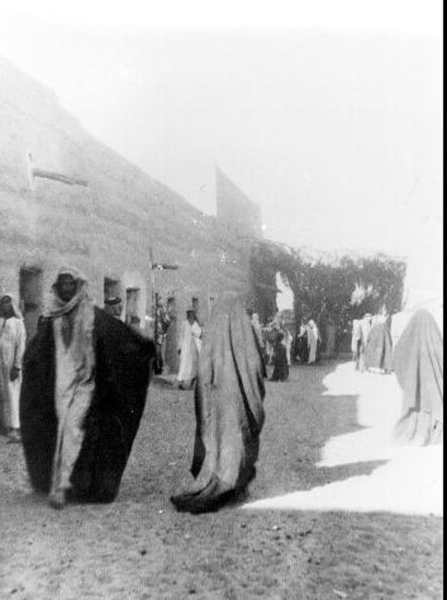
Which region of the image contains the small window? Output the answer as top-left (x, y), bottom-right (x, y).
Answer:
top-left (125, 287), bottom-right (140, 324)
top-left (104, 277), bottom-right (121, 302)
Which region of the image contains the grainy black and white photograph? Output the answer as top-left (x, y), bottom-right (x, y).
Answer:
top-left (0, 1), bottom-right (443, 598)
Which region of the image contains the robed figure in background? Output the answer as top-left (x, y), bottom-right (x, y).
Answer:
top-left (0, 294), bottom-right (26, 442)
top-left (177, 309), bottom-right (202, 390)
top-left (365, 312), bottom-right (393, 374)
top-left (270, 331), bottom-right (289, 381)
top-left (171, 293), bottom-right (266, 513)
top-left (392, 309), bottom-right (443, 446)
top-left (296, 318), bottom-right (309, 364)
top-left (20, 267), bottom-right (154, 508)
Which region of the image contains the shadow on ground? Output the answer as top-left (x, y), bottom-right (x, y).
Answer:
top-left (249, 361), bottom-right (389, 501)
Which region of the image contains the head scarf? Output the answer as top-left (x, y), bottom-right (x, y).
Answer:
top-left (0, 293), bottom-right (23, 319)
top-left (45, 266), bottom-right (91, 318)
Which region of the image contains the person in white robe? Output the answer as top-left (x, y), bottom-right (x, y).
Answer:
top-left (177, 309), bottom-right (202, 389)
top-left (46, 267), bottom-right (96, 508)
top-left (0, 294), bottom-right (26, 442)
top-left (307, 320), bottom-right (320, 364)
top-left (356, 313), bottom-right (373, 373)
top-left (282, 326), bottom-right (293, 367)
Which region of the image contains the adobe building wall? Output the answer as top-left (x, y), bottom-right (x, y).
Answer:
top-left (0, 57), bottom-right (260, 372)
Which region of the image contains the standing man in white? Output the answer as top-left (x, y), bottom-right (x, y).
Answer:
top-left (177, 309), bottom-right (202, 390)
top-left (0, 294), bottom-right (26, 443)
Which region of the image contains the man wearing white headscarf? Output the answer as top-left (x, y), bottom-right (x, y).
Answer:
top-left (44, 267), bottom-right (96, 507)
top-left (20, 266), bottom-right (155, 509)
top-left (0, 294), bottom-right (26, 442)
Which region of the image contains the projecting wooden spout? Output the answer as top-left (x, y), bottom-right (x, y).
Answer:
top-left (26, 152), bottom-right (88, 191)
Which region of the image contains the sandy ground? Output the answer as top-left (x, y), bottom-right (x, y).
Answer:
top-left (246, 363), bottom-right (443, 516)
top-left (0, 360), bottom-right (443, 600)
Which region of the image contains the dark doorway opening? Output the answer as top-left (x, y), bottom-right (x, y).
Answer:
top-left (125, 287), bottom-right (141, 325)
top-left (104, 277), bottom-right (122, 303)
top-left (19, 265), bottom-right (44, 342)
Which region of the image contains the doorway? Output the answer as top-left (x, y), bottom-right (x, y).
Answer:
top-left (125, 287), bottom-right (141, 325)
top-left (104, 277), bottom-right (122, 303)
top-left (19, 265), bottom-right (44, 342)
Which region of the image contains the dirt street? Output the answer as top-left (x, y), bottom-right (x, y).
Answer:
top-left (0, 361), bottom-right (443, 599)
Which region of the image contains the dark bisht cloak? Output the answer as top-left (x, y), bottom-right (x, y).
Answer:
top-left (365, 322), bottom-right (393, 372)
top-left (392, 309), bottom-right (443, 446)
top-left (20, 307), bottom-right (155, 503)
top-left (171, 293), bottom-right (266, 514)
top-left (270, 342), bottom-right (289, 381)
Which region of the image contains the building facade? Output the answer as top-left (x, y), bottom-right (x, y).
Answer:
top-left (0, 57), bottom-right (264, 373)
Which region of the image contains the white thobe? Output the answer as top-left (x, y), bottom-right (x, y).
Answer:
top-left (0, 317), bottom-right (26, 430)
top-left (177, 321), bottom-right (202, 383)
top-left (51, 313), bottom-right (95, 495)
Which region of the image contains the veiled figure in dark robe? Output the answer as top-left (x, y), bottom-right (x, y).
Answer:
top-left (20, 267), bottom-right (154, 508)
top-left (270, 332), bottom-right (289, 381)
top-left (171, 293), bottom-right (266, 514)
top-left (392, 309), bottom-right (443, 446)
top-left (365, 318), bottom-right (393, 374)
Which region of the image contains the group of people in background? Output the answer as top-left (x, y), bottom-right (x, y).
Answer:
top-left (1, 267), bottom-right (442, 514)
top-left (295, 318), bottom-right (322, 365)
top-left (254, 313), bottom-right (324, 383)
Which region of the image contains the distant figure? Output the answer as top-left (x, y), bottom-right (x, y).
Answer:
top-left (270, 331), bottom-right (289, 381)
top-left (154, 297), bottom-right (171, 374)
top-left (0, 294), bottom-right (26, 443)
top-left (263, 317), bottom-right (278, 366)
top-left (171, 293), bottom-right (266, 514)
top-left (296, 318), bottom-right (309, 364)
top-left (307, 320), bottom-right (320, 365)
top-left (354, 313), bottom-right (373, 372)
top-left (103, 297), bottom-right (123, 320)
top-left (283, 327), bottom-right (293, 367)
top-left (318, 302), bottom-right (336, 359)
top-left (365, 311), bottom-right (393, 374)
top-left (324, 316), bottom-right (336, 358)
top-left (392, 309), bottom-right (443, 446)
top-left (351, 319), bottom-right (361, 362)
top-left (177, 309), bottom-right (202, 390)
top-left (20, 267), bottom-right (154, 509)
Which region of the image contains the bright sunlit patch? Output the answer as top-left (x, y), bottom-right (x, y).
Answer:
top-left (244, 362), bottom-right (443, 516)
top-left (243, 447), bottom-right (443, 515)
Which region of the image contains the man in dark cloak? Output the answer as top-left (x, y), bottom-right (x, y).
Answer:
top-left (171, 293), bottom-right (266, 514)
top-left (392, 308), bottom-right (443, 446)
top-left (20, 266), bottom-right (154, 508)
